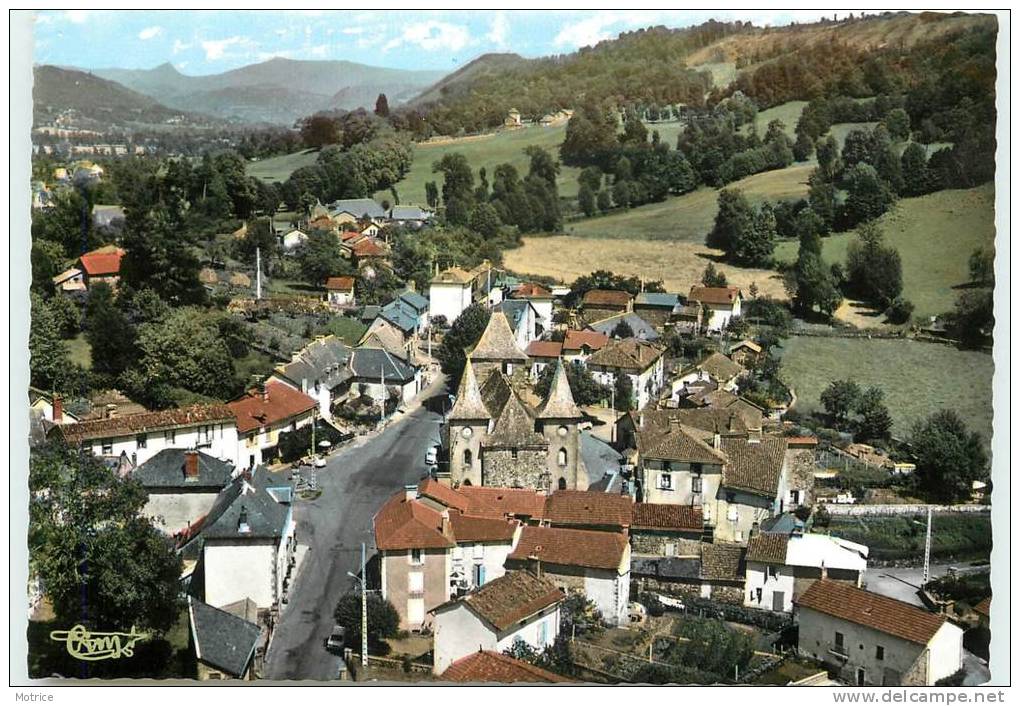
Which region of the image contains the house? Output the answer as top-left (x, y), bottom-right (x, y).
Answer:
top-left (510, 283), bottom-right (554, 334)
top-left (675, 352), bottom-right (747, 393)
top-left (616, 406), bottom-right (763, 454)
top-left (181, 469), bottom-right (296, 612)
top-left (440, 649), bottom-right (569, 683)
top-left (795, 579), bottom-right (964, 686)
top-left (188, 596), bottom-right (263, 680)
top-left (324, 276), bottom-right (356, 308)
top-left (429, 260), bottom-right (494, 325)
top-left (561, 329), bottom-right (609, 364)
top-left (744, 532), bottom-right (868, 613)
top-left (51, 267), bottom-right (86, 295)
top-left (500, 298), bottom-right (541, 350)
top-left (28, 389), bottom-right (80, 447)
top-left (631, 542), bottom-right (747, 604)
top-left (388, 205), bottom-right (433, 228)
top-left (447, 357), bottom-right (585, 491)
top-left (588, 311), bottom-right (659, 342)
top-left (629, 503), bottom-right (704, 557)
top-left (633, 421), bottom-right (789, 543)
top-left (671, 302), bottom-right (703, 336)
top-left (359, 317), bottom-right (413, 362)
top-left (432, 570), bottom-right (564, 674)
top-left (395, 290), bottom-right (431, 332)
top-left (348, 346), bottom-right (422, 408)
top-left (374, 482), bottom-right (523, 631)
top-left (377, 291), bottom-right (430, 345)
top-left (329, 198), bottom-right (388, 221)
top-left (55, 403), bottom-right (240, 468)
top-left (688, 286), bottom-right (742, 331)
top-left (729, 339), bottom-right (764, 367)
top-left (347, 237), bottom-right (389, 269)
top-left (524, 340), bottom-right (563, 381)
top-left (281, 229), bottom-right (308, 252)
top-left (541, 490), bottom-right (634, 533)
top-left (586, 338), bottom-right (666, 411)
top-left (228, 382), bottom-right (316, 469)
top-left (78, 245), bottom-right (125, 289)
top-left (633, 292), bottom-right (682, 329)
top-left (506, 525), bottom-right (630, 625)
top-left (503, 109), bottom-right (523, 128)
top-left (133, 448), bottom-right (235, 534)
top-left (270, 336), bottom-right (353, 421)
top-left (581, 289), bottom-right (632, 322)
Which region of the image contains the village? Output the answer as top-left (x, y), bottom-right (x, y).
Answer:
top-left (27, 183), bottom-right (992, 685)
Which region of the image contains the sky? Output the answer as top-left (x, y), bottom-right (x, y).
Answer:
top-left (32, 10), bottom-right (850, 75)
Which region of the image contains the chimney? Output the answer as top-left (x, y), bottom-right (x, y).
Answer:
top-left (106, 403), bottom-right (118, 419)
top-left (530, 556), bottom-right (543, 579)
top-left (820, 561), bottom-right (828, 580)
top-left (184, 450), bottom-right (200, 480)
top-left (713, 431), bottom-right (721, 450)
top-left (404, 484), bottom-right (417, 501)
top-left (441, 509), bottom-right (450, 536)
top-left (261, 383), bottom-right (270, 402)
top-left (638, 413), bottom-right (644, 429)
top-left (52, 394), bottom-right (63, 423)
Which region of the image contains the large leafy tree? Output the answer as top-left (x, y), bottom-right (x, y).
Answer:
top-left (819, 379), bottom-right (862, 428)
top-left (535, 360), bottom-right (611, 406)
top-left (84, 282), bottom-right (137, 378)
top-left (29, 441), bottom-right (183, 635)
top-left (29, 292), bottom-right (74, 392)
top-left (437, 303), bottom-right (490, 382)
top-left (296, 228), bottom-right (350, 285)
top-left (845, 222), bottom-right (903, 307)
top-left (910, 410), bottom-right (988, 502)
top-left (334, 592), bottom-right (400, 650)
top-left (707, 188), bottom-right (754, 253)
top-left (120, 208), bottom-right (207, 306)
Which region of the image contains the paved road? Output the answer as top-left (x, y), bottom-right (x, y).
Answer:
top-left (263, 393), bottom-right (445, 681)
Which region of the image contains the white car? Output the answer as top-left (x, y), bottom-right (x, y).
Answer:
top-left (425, 446), bottom-right (438, 467)
top-left (313, 455), bottom-right (327, 468)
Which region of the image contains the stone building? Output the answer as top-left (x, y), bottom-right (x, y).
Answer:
top-left (446, 352), bottom-right (586, 491)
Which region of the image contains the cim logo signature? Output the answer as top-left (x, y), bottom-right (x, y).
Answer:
top-left (49, 625), bottom-right (149, 661)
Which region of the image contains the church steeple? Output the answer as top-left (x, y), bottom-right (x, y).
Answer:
top-left (449, 358), bottom-right (490, 420)
top-left (538, 358), bottom-right (583, 420)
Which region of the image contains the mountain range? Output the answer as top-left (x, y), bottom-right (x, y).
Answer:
top-left (88, 58), bottom-right (445, 125)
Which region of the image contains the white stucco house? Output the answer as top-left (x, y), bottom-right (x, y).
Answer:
top-left (428, 261), bottom-right (493, 325)
top-left (688, 286), bottom-right (742, 332)
top-left (744, 532), bottom-right (868, 613)
top-left (270, 336), bottom-right (353, 421)
top-left (281, 229), bottom-right (308, 252)
top-left (586, 338), bottom-right (665, 411)
top-left (324, 276), bottom-right (356, 308)
top-left (227, 382), bottom-right (317, 469)
top-left (796, 579), bottom-right (964, 686)
top-left (55, 403), bottom-right (241, 469)
top-left (510, 283), bottom-right (555, 335)
top-left (431, 571), bottom-right (564, 675)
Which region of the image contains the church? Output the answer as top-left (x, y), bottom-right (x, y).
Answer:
top-left (445, 311), bottom-right (587, 491)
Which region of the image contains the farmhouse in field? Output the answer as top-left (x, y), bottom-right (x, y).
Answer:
top-left (688, 285), bottom-right (742, 331)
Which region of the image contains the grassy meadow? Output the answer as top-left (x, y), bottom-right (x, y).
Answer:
top-left (247, 148), bottom-right (320, 183)
top-left (774, 185), bottom-right (995, 318)
top-left (777, 335), bottom-right (994, 445)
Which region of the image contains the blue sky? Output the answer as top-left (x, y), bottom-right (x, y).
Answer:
top-left (33, 10), bottom-right (848, 75)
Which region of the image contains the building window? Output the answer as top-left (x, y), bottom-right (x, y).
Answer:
top-left (164, 429), bottom-right (176, 444)
top-left (691, 476), bottom-right (702, 494)
top-left (557, 448), bottom-right (567, 466)
top-left (875, 645), bottom-right (884, 661)
top-left (136, 434), bottom-right (147, 449)
top-left (835, 631), bottom-right (845, 652)
top-left (659, 473), bottom-right (672, 490)
top-left (767, 566), bottom-right (778, 580)
top-left (691, 462), bottom-right (703, 474)
top-left (101, 439), bottom-right (113, 455)
top-left (472, 563), bottom-right (486, 586)
top-left (198, 425), bottom-right (212, 445)
top-left (511, 448), bottom-right (518, 460)
top-left (463, 449), bottom-right (472, 468)
top-left (558, 477), bottom-right (567, 491)
top-left (410, 548), bottom-right (423, 566)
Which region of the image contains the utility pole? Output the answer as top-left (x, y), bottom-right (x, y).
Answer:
top-left (610, 384), bottom-right (616, 444)
top-left (922, 506), bottom-right (932, 585)
top-left (380, 364), bottom-right (386, 424)
top-left (255, 246), bottom-right (262, 300)
top-left (361, 542), bottom-right (368, 668)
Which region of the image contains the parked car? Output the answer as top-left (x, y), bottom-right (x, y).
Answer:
top-left (325, 625), bottom-right (346, 653)
top-left (424, 446), bottom-right (438, 467)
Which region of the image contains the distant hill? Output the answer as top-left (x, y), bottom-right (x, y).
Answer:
top-left (409, 53), bottom-right (527, 106)
top-left (89, 57), bottom-right (446, 125)
top-left (32, 65), bottom-right (218, 129)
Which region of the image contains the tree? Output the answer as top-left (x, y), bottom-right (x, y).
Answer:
top-left (885, 296), bottom-right (915, 325)
top-left (29, 292), bottom-right (73, 392)
top-left (437, 303), bottom-right (490, 382)
top-left (731, 204), bottom-right (777, 267)
top-left (334, 592), bottom-right (400, 651)
top-left (425, 181), bottom-right (439, 209)
top-left (968, 247), bottom-right (995, 286)
top-left (820, 379), bottom-right (861, 427)
top-left (561, 104), bottom-right (619, 167)
top-left (899, 142), bottom-right (932, 197)
top-left (30, 441), bottom-right (183, 635)
top-left (815, 135), bottom-right (840, 181)
top-left (883, 108), bottom-right (911, 142)
top-left (808, 178), bottom-right (837, 233)
top-left (534, 361), bottom-right (610, 406)
top-left (794, 208), bottom-right (824, 257)
top-left (577, 184), bottom-right (596, 217)
top-left (845, 222), bottom-right (903, 307)
top-left (469, 202), bottom-right (502, 238)
top-left (596, 188), bottom-right (612, 212)
top-left (120, 208), bottom-right (206, 306)
top-left (614, 373), bottom-right (634, 412)
top-left (611, 320), bottom-right (634, 339)
top-left (578, 166), bottom-right (603, 193)
top-left (611, 179), bottom-right (632, 209)
top-left (945, 290), bottom-right (994, 348)
top-left (300, 115), bottom-right (340, 148)
top-left (374, 93), bottom-right (390, 118)
top-left (910, 410), bottom-right (988, 502)
top-left (432, 153), bottom-right (475, 226)
top-left (701, 262), bottom-right (727, 288)
top-left (854, 386), bottom-right (892, 442)
top-left (707, 189), bottom-right (754, 253)
top-left (30, 188), bottom-right (95, 260)
top-left (841, 163), bottom-right (895, 227)
top-left (790, 250), bottom-right (841, 318)
top-left (47, 293), bottom-right (81, 338)
top-left (233, 217), bottom-right (279, 268)
top-left (84, 282), bottom-right (136, 378)
top-left (792, 131), bottom-right (815, 162)
top-left (297, 229), bottom-right (349, 285)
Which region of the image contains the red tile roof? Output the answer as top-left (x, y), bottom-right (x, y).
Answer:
top-left (543, 490), bottom-right (634, 528)
top-left (525, 340), bottom-right (563, 358)
top-left (512, 283), bottom-right (553, 299)
top-left (373, 492), bottom-right (454, 551)
top-left (324, 276), bottom-right (355, 291)
top-left (974, 597), bottom-right (991, 618)
top-left (79, 247), bottom-right (125, 276)
top-left (442, 650), bottom-right (569, 683)
top-left (417, 478), bottom-right (469, 512)
top-left (631, 503), bottom-right (703, 532)
top-left (508, 526), bottom-right (628, 571)
top-left (745, 532), bottom-right (790, 564)
top-left (796, 579), bottom-right (949, 645)
top-left (352, 238), bottom-right (387, 257)
top-left (456, 486), bottom-right (547, 520)
top-left (227, 381), bottom-right (316, 434)
top-left (787, 435), bottom-right (819, 448)
top-left (689, 286), bottom-right (740, 307)
top-left (448, 512), bottom-right (517, 543)
top-left (562, 329), bottom-right (609, 353)
top-left (340, 230), bottom-right (362, 242)
top-left (582, 289), bottom-right (632, 308)
top-left (445, 571), bottom-right (564, 631)
top-left (58, 403), bottom-right (234, 443)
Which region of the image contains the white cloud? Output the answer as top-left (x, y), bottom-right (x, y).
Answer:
top-left (383, 20), bottom-right (471, 53)
top-left (172, 39), bottom-right (192, 55)
top-left (341, 26), bottom-right (364, 35)
top-left (65, 10), bottom-right (90, 24)
top-left (486, 12), bottom-right (509, 47)
top-left (201, 36), bottom-right (254, 61)
top-left (138, 26), bottom-right (162, 41)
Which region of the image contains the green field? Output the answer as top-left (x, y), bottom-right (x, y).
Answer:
top-left (778, 336), bottom-right (994, 445)
top-left (66, 333), bottom-right (92, 370)
top-left (378, 124), bottom-right (582, 205)
top-left (247, 149), bottom-right (320, 183)
top-left (742, 101), bottom-right (808, 139)
top-left (563, 163), bottom-right (814, 241)
top-left (775, 185), bottom-right (995, 317)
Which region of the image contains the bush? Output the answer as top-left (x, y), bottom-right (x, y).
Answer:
top-left (885, 296), bottom-right (915, 324)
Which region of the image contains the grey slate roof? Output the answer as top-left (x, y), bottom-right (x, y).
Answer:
top-left (379, 298), bottom-right (419, 334)
top-left (276, 336), bottom-right (353, 392)
top-left (188, 597), bottom-right (261, 677)
top-left (390, 205), bottom-right (431, 221)
top-left (470, 311), bottom-right (529, 362)
top-left (329, 198), bottom-right (386, 219)
top-left (349, 347), bottom-right (417, 383)
top-left (634, 292), bottom-right (681, 308)
top-left (588, 312), bottom-right (660, 341)
top-left (198, 472), bottom-right (292, 542)
top-left (499, 299), bottom-right (533, 334)
top-left (132, 449), bottom-right (234, 490)
top-left (397, 290), bottom-right (430, 314)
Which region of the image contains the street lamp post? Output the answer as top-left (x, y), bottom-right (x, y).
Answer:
top-left (346, 542), bottom-right (369, 668)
